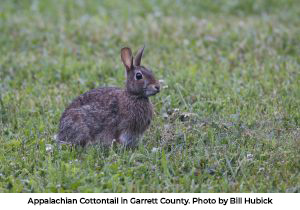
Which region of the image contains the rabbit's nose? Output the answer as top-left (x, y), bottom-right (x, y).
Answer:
top-left (154, 85), bottom-right (160, 92)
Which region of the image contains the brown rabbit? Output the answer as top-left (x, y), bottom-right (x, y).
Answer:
top-left (57, 46), bottom-right (160, 147)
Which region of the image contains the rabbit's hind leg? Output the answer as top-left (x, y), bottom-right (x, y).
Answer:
top-left (58, 109), bottom-right (92, 146)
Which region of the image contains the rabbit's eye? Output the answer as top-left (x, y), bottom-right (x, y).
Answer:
top-left (135, 72), bottom-right (143, 80)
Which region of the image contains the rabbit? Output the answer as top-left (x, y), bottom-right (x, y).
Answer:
top-left (57, 46), bottom-right (160, 147)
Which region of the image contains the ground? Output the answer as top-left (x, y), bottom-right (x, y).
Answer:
top-left (0, 0), bottom-right (299, 192)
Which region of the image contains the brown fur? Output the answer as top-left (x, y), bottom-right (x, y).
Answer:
top-left (57, 46), bottom-right (160, 147)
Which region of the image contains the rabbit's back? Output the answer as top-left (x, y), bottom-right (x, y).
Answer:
top-left (57, 87), bottom-right (153, 146)
top-left (58, 87), bottom-right (123, 145)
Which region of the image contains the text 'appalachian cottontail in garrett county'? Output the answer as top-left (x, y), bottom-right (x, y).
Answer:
top-left (57, 46), bottom-right (160, 147)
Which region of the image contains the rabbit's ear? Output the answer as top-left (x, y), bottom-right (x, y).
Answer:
top-left (121, 47), bottom-right (133, 71)
top-left (134, 45), bottom-right (145, 66)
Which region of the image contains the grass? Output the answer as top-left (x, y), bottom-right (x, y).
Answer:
top-left (0, 0), bottom-right (299, 192)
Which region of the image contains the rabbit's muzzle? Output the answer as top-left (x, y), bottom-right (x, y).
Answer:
top-left (145, 83), bottom-right (160, 96)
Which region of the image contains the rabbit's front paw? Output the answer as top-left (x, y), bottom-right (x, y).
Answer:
top-left (119, 132), bottom-right (138, 147)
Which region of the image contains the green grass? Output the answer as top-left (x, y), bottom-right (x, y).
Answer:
top-left (0, 0), bottom-right (299, 192)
